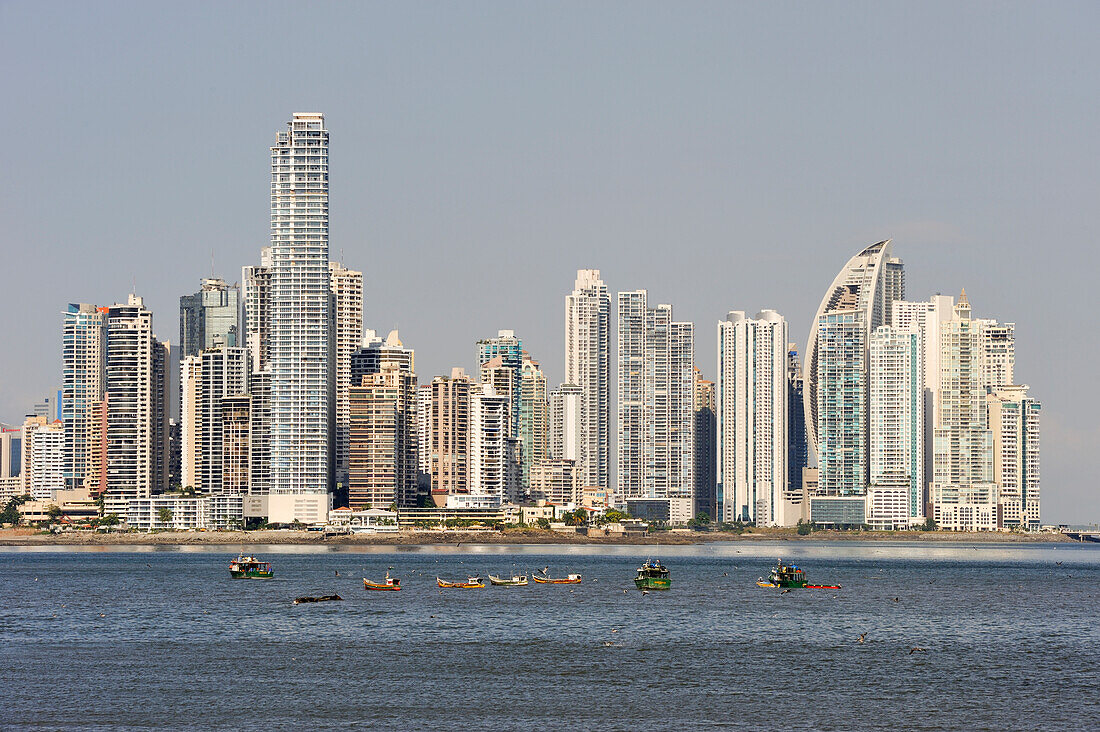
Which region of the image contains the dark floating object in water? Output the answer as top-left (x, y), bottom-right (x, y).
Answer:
top-left (294, 594), bottom-right (343, 605)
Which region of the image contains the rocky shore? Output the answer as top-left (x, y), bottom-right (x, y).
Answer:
top-left (0, 527), bottom-right (1072, 546)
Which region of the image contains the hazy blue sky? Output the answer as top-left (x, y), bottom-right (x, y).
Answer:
top-left (1, 2), bottom-right (1096, 522)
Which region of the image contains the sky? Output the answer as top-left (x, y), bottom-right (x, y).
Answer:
top-left (1, 2), bottom-right (1096, 523)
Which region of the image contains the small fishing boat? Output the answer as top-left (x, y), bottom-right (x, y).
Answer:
top-left (293, 594), bottom-right (343, 604)
top-left (634, 558), bottom-right (671, 590)
top-left (437, 576), bottom-right (485, 589)
top-left (488, 574), bottom-right (528, 586)
top-left (532, 568), bottom-right (582, 584)
top-left (229, 554), bottom-right (273, 579)
top-left (756, 559), bottom-right (841, 589)
top-left (363, 573), bottom-right (401, 591)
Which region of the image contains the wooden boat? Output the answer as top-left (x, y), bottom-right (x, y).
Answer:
top-left (532, 570), bottom-right (582, 584)
top-left (363, 573), bottom-right (401, 591)
top-left (488, 574), bottom-right (528, 586)
top-left (293, 594), bottom-right (343, 604)
top-left (437, 576), bottom-right (485, 589)
top-left (756, 559), bottom-right (841, 589)
top-left (229, 554), bottom-right (273, 579)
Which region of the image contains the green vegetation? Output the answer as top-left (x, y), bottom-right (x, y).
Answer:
top-left (1, 495), bottom-right (29, 525)
top-left (920, 517), bottom-right (938, 531)
top-left (718, 520), bottom-right (746, 534)
top-left (595, 509), bottom-right (629, 525)
top-left (796, 519), bottom-right (814, 535)
top-left (157, 507), bottom-right (174, 525)
top-left (687, 512), bottom-right (711, 529)
top-left (46, 504), bottom-right (63, 522)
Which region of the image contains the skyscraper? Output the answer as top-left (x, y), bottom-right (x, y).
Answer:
top-left (330, 261), bottom-right (364, 491)
top-left (348, 363), bottom-right (418, 509)
top-left (518, 356), bottom-right (549, 488)
top-left (103, 295), bottom-right (170, 514)
top-left (931, 292), bottom-right (997, 530)
top-left (469, 383), bottom-right (518, 506)
top-left (476, 330), bottom-right (523, 438)
top-left (988, 385), bottom-right (1040, 530)
top-left (242, 248), bottom-right (273, 373)
top-left (180, 347), bottom-right (249, 493)
top-left (716, 310), bottom-right (789, 525)
top-left (805, 241), bottom-right (903, 525)
top-left (29, 421), bottom-right (64, 501)
top-left (868, 325), bottom-right (923, 527)
top-left (62, 303), bottom-right (106, 491)
top-left (221, 394), bottom-right (251, 496)
top-left (565, 270), bottom-right (610, 489)
top-left (785, 346), bottom-right (808, 502)
top-left (549, 384), bottom-right (582, 462)
top-left (692, 367), bottom-right (716, 521)
top-left (247, 370), bottom-right (272, 495)
top-left (351, 330), bottom-right (414, 383)
top-left (429, 369), bottom-right (475, 497)
top-left (268, 113), bottom-right (331, 520)
top-left (617, 291), bottom-right (695, 502)
top-left (891, 294), bottom-right (955, 497)
top-left (179, 278), bottom-right (239, 358)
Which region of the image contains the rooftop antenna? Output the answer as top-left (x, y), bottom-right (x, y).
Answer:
top-left (211, 249), bottom-right (216, 278)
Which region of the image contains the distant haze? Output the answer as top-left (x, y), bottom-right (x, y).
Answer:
top-left (1, 2), bottom-right (1096, 522)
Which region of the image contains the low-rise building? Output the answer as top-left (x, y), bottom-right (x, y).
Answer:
top-left (867, 484), bottom-right (913, 530)
top-left (932, 483), bottom-right (999, 531)
top-left (625, 497), bottom-right (694, 526)
top-left (126, 496), bottom-right (210, 531)
top-left (327, 507), bottom-right (399, 533)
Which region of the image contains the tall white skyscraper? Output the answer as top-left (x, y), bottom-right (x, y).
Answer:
top-left (268, 113), bottom-right (331, 508)
top-left (330, 261), bottom-right (363, 491)
top-left (931, 292), bottom-right (997, 530)
top-left (716, 310), bottom-right (789, 526)
top-left (617, 291), bottom-right (695, 502)
top-left (565, 270), bottom-right (610, 488)
top-left (469, 383), bottom-right (517, 505)
top-left (891, 294), bottom-right (954, 496)
top-left (869, 325), bottom-right (923, 527)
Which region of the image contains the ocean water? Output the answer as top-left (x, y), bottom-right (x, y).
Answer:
top-left (1, 541), bottom-right (1097, 731)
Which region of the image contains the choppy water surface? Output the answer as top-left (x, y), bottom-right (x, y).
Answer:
top-left (1, 542), bottom-right (1097, 731)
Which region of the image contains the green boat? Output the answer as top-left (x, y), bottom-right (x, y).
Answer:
top-left (229, 554), bottom-right (273, 579)
top-left (634, 558), bottom-right (671, 590)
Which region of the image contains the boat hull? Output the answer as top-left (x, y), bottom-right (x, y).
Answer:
top-left (363, 580), bottom-right (401, 591)
top-left (437, 578), bottom-right (485, 589)
top-left (634, 577), bottom-right (671, 590)
top-left (757, 581), bottom-right (841, 589)
top-left (230, 569), bottom-right (273, 579)
top-left (488, 575), bottom-right (528, 586)
top-left (532, 575), bottom-right (581, 584)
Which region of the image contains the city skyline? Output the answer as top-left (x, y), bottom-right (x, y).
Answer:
top-left (1, 3), bottom-right (1093, 522)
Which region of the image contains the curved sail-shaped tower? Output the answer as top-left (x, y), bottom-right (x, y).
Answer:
top-left (804, 241), bottom-right (903, 497)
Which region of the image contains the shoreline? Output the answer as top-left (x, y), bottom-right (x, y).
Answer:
top-left (0, 528), bottom-right (1074, 547)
